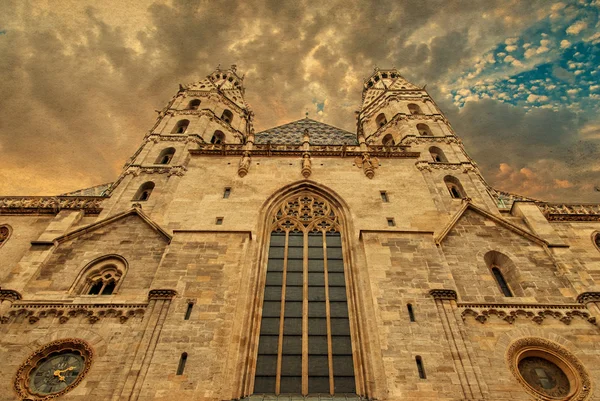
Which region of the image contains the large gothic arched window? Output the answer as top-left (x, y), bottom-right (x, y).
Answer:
top-left (254, 194), bottom-right (355, 395)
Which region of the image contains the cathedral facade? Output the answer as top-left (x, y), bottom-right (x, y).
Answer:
top-left (1, 66), bottom-right (600, 401)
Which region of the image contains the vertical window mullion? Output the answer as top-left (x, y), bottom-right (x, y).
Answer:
top-left (302, 230), bottom-right (309, 395)
top-left (275, 231), bottom-right (290, 394)
top-left (322, 231), bottom-right (335, 394)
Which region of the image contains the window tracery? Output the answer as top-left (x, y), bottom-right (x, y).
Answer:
top-left (72, 256), bottom-right (127, 296)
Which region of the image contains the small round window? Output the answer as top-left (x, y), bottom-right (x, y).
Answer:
top-left (518, 356), bottom-right (570, 397)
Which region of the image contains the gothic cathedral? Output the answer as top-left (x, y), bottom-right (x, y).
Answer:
top-left (1, 66), bottom-right (600, 401)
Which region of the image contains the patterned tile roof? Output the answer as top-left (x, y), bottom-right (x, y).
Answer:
top-left (59, 183), bottom-right (112, 197)
top-left (255, 118), bottom-right (358, 145)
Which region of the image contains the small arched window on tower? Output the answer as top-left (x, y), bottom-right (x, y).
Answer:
top-left (211, 130), bottom-right (225, 144)
top-left (408, 103), bottom-right (423, 115)
top-left (0, 225), bottom-right (11, 248)
top-left (72, 256), bottom-right (127, 296)
top-left (187, 99), bottom-right (201, 110)
top-left (417, 123), bottom-right (432, 136)
top-left (491, 266), bottom-right (513, 297)
top-left (155, 147), bottom-right (176, 165)
top-left (443, 175), bottom-right (466, 199)
top-left (376, 113), bottom-right (388, 128)
top-left (429, 146), bottom-right (447, 163)
top-left (221, 109), bottom-right (233, 124)
top-left (172, 119), bottom-right (190, 134)
top-left (382, 134), bottom-right (395, 147)
top-left (133, 181), bottom-right (155, 201)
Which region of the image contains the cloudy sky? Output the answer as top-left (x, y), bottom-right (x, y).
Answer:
top-left (0, 0), bottom-right (598, 202)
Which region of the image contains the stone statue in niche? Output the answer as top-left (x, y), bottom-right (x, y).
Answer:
top-left (301, 153), bottom-right (312, 178)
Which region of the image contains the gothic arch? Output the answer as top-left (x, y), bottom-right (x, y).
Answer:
top-left (232, 181), bottom-right (384, 399)
top-left (0, 224), bottom-right (12, 249)
top-left (70, 254), bottom-right (129, 295)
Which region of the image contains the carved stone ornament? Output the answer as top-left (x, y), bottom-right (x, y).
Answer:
top-left (539, 204), bottom-right (600, 222)
top-left (4, 303), bottom-right (146, 325)
top-left (0, 197), bottom-right (103, 215)
top-left (272, 194), bottom-right (339, 234)
top-left (506, 337), bottom-right (592, 401)
top-left (148, 289), bottom-right (178, 300)
top-left (238, 152), bottom-right (251, 177)
top-left (576, 292), bottom-right (600, 304)
top-left (428, 289), bottom-right (458, 300)
top-left (0, 289), bottom-right (23, 302)
top-left (354, 153), bottom-right (380, 179)
top-left (461, 306), bottom-right (595, 326)
top-left (14, 338), bottom-right (94, 400)
top-left (301, 153), bottom-right (312, 178)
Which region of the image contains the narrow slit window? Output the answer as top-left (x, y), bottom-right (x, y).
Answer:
top-left (216, 217), bottom-right (224, 225)
top-left (223, 188), bottom-right (231, 199)
top-left (492, 267), bottom-right (513, 297)
top-left (184, 303), bottom-right (194, 320)
top-left (416, 356), bottom-right (426, 379)
top-left (407, 304), bottom-right (415, 322)
top-left (380, 191), bottom-right (389, 202)
top-left (387, 218), bottom-right (395, 227)
top-left (177, 353), bottom-right (188, 375)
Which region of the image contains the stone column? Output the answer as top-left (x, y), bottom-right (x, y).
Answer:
top-left (0, 289), bottom-right (22, 323)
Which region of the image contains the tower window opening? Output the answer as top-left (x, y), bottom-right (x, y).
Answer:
top-left (221, 109), bottom-right (233, 124)
top-left (223, 187), bottom-right (231, 199)
top-left (444, 176), bottom-right (466, 199)
top-left (184, 302), bottom-right (194, 320)
top-left (492, 267), bottom-right (513, 297)
top-left (156, 147), bottom-right (176, 165)
top-left (133, 182), bottom-right (155, 201)
top-left (177, 353), bottom-right (188, 375)
top-left (211, 130), bottom-right (225, 144)
top-left (416, 356), bottom-right (426, 379)
top-left (187, 99), bottom-right (201, 110)
top-left (382, 73), bottom-right (388, 78)
top-left (408, 103), bottom-right (423, 115)
top-left (429, 146), bottom-right (447, 163)
top-left (382, 134), bottom-right (395, 146)
top-left (387, 218), bottom-right (396, 227)
top-left (216, 217), bottom-right (223, 225)
top-left (172, 119), bottom-right (190, 134)
top-left (407, 303), bottom-right (415, 322)
top-left (380, 191), bottom-right (389, 202)
top-left (417, 123), bottom-right (432, 136)
top-left (376, 113), bottom-right (388, 128)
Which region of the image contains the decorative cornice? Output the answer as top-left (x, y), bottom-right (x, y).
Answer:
top-left (429, 289), bottom-right (458, 300)
top-left (4, 302), bottom-right (146, 325)
top-left (415, 161), bottom-right (475, 173)
top-left (402, 135), bottom-right (460, 145)
top-left (148, 289), bottom-right (177, 300)
top-left (124, 165), bottom-right (188, 177)
top-left (0, 289), bottom-right (22, 301)
top-left (0, 197), bottom-right (103, 215)
top-left (577, 292), bottom-right (600, 304)
top-left (460, 303), bottom-right (595, 326)
top-left (538, 203), bottom-right (600, 222)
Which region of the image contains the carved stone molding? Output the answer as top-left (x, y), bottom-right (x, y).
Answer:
top-left (301, 153), bottom-right (312, 178)
top-left (0, 289), bottom-right (22, 301)
top-left (14, 338), bottom-right (94, 400)
top-left (3, 303), bottom-right (146, 325)
top-left (429, 289), bottom-right (458, 300)
top-left (415, 161), bottom-right (475, 173)
top-left (0, 197), bottom-right (103, 215)
top-left (354, 153), bottom-right (380, 179)
top-left (461, 304), bottom-right (595, 326)
top-left (538, 203), bottom-right (600, 222)
top-left (577, 292), bottom-right (600, 304)
top-left (403, 135), bottom-right (460, 145)
top-left (124, 165), bottom-right (188, 177)
top-left (506, 337), bottom-right (592, 401)
top-left (148, 289), bottom-right (178, 300)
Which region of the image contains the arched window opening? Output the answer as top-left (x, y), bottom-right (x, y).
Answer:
top-left (177, 353), bottom-right (188, 375)
top-left (155, 147), bottom-right (176, 165)
top-left (74, 256), bottom-right (127, 296)
top-left (443, 176), bottom-right (466, 199)
top-left (254, 194), bottom-right (355, 395)
top-left (184, 302), bottom-right (194, 320)
top-left (133, 182), bottom-right (155, 201)
top-left (376, 113), bottom-right (387, 128)
top-left (492, 267), bottom-right (513, 297)
top-left (594, 232), bottom-right (600, 252)
top-left (187, 99), bottom-right (201, 110)
top-left (429, 146), bottom-right (447, 162)
top-left (211, 130), bottom-right (225, 144)
top-left (0, 225), bottom-right (10, 248)
top-left (221, 109), bottom-right (233, 124)
top-left (416, 356), bottom-right (426, 379)
top-left (407, 304), bottom-right (416, 322)
top-left (417, 123), bottom-right (432, 136)
top-left (408, 103), bottom-right (423, 115)
top-left (382, 134), bottom-right (395, 147)
top-left (172, 119), bottom-right (190, 134)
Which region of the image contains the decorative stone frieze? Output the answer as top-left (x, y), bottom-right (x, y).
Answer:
top-left (124, 165), bottom-right (188, 177)
top-left (429, 289), bottom-right (458, 300)
top-left (415, 161), bottom-right (475, 173)
top-left (3, 302), bottom-right (146, 325)
top-left (0, 197), bottom-right (103, 215)
top-left (403, 135), bottom-right (460, 145)
top-left (576, 292), bottom-right (600, 304)
top-left (538, 203), bottom-right (600, 222)
top-left (460, 303), bottom-right (595, 325)
top-left (148, 289), bottom-right (178, 300)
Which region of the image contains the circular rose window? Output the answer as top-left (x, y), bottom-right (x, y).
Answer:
top-left (14, 339), bottom-right (93, 400)
top-left (507, 338), bottom-right (591, 401)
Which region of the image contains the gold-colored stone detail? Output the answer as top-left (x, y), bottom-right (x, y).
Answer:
top-left (272, 194), bottom-right (339, 233)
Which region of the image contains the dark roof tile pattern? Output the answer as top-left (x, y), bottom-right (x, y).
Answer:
top-left (255, 118), bottom-right (358, 145)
